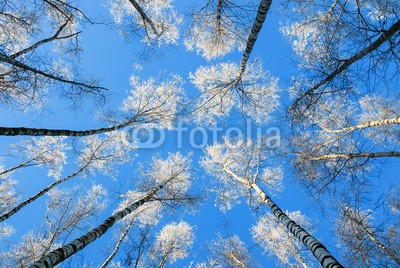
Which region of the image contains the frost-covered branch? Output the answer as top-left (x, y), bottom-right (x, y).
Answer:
top-left (190, 61), bottom-right (279, 125)
top-left (29, 152), bottom-right (194, 267)
top-left (202, 137), bottom-right (343, 267)
top-left (100, 217), bottom-right (134, 268)
top-left (185, 0), bottom-right (257, 60)
top-left (0, 132), bottom-right (135, 222)
top-left (337, 206), bottom-right (400, 267)
top-left (149, 221), bottom-right (194, 267)
top-left (0, 0), bottom-right (106, 107)
top-left (0, 185), bottom-right (107, 267)
top-left (291, 94), bottom-right (400, 196)
top-left (107, 0), bottom-right (182, 46)
top-left (291, 20), bottom-right (400, 113)
top-left (204, 234), bottom-right (255, 268)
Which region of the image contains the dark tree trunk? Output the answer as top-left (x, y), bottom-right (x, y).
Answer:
top-left (29, 187), bottom-right (161, 268)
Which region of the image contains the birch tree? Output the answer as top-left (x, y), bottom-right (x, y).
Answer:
top-left (202, 136), bottom-right (343, 267)
top-left (0, 136), bottom-right (72, 223)
top-left (101, 150), bottom-right (200, 267)
top-left (190, 61), bottom-right (279, 126)
top-left (0, 131), bottom-right (135, 222)
top-left (252, 211), bottom-right (316, 268)
top-left (282, 0), bottom-right (400, 117)
top-left (291, 93), bottom-right (400, 195)
top-left (188, 0), bottom-right (276, 126)
top-left (281, 2), bottom-right (400, 240)
top-left (184, 0), bottom-right (257, 60)
top-left (336, 206), bottom-right (400, 267)
top-left (29, 152), bottom-right (195, 267)
top-left (0, 0), bottom-right (106, 108)
top-left (100, 188), bottom-right (164, 267)
top-left (2, 0), bottom-right (399, 267)
top-left (0, 184), bottom-right (107, 267)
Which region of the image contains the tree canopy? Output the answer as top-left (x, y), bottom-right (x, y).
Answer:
top-left (0, 0), bottom-right (399, 267)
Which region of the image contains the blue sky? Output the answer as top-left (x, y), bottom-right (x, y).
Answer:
top-left (1, 0), bottom-right (399, 267)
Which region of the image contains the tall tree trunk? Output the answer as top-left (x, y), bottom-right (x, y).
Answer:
top-left (251, 182), bottom-right (343, 268)
top-left (0, 117), bottom-right (136, 136)
top-left (307, 151), bottom-right (400, 161)
top-left (237, 0), bottom-right (272, 77)
top-left (291, 19), bottom-right (400, 110)
top-left (326, 117), bottom-right (400, 133)
top-left (222, 165), bottom-right (343, 267)
top-left (0, 165), bottom-right (87, 222)
top-left (28, 187), bottom-right (160, 268)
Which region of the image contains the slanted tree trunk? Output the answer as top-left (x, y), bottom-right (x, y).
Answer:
top-left (9, 15), bottom-right (74, 60)
top-left (307, 151), bottom-right (400, 161)
top-left (0, 54), bottom-right (107, 93)
top-left (223, 165), bottom-right (343, 268)
top-left (29, 187), bottom-right (161, 268)
top-left (238, 0), bottom-right (272, 77)
top-left (326, 117), bottom-right (400, 133)
top-left (0, 117), bottom-right (136, 136)
top-left (0, 165), bottom-right (87, 222)
top-left (291, 19), bottom-right (400, 110)
top-left (0, 158), bottom-right (38, 176)
top-left (252, 182), bottom-right (343, 267)
top-left (346, 214), bottom-right (400, 265)
top-left (128, 0), bottom-right (162, 37)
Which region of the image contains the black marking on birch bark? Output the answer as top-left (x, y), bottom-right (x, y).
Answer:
top-left (308, 151), bottom-right (400, 161)
top-left (261, 193), bottom-right (343, 267)
top-left (238, 0), bottom-right (272, 77)
top-left (28, 187), bottom-right (161, 268)
top-left (0, 117), bottom-right (136, 136)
